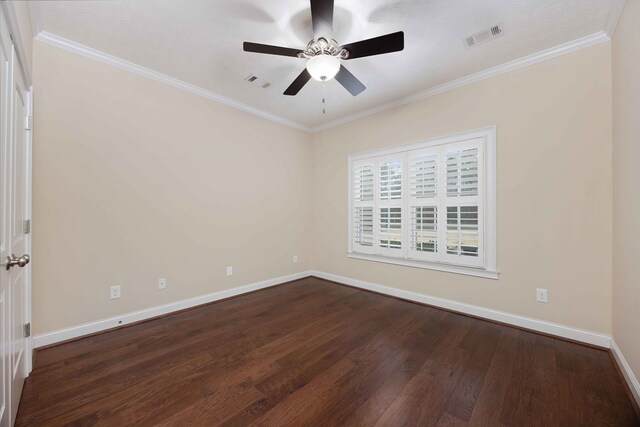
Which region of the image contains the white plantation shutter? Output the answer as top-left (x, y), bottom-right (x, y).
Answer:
top-left (352, 160), bottom-right (375, 253)
top-left (354, 207), bottom-right (374, 247)
top-left (446, 148), bottom-right (479, 197)
top-left (379, 207), bottom-right (402, 250)
top-left (442, 139), bottom-right (483, 267)
top-left (377, 157), bottom-right (403, 255)
top-left (408, 149), bottom-right (438, 261)
top-left (379, 159), bottom-right (402, 201)
top-left (349, 129), bottom-right (494, 275)
top-left (353, 162), bottom-right (374, 202)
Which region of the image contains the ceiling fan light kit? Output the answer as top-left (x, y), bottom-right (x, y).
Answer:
top-left (300, 37), bottom-right (348, 81)
top-left (243, 0), bottom-right (404, 97)
top-left (306, 54), bottom-right (340, 81)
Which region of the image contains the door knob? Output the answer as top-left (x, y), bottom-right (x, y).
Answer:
top-left (5, 254), bottom-right (30, 270)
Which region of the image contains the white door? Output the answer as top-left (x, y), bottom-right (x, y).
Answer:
top-left (0, 6), bottom-right (32, 426)
top-left (8, 49), bottom-right (29, 427)
top-left (0, 8), bottom-right (11, 425)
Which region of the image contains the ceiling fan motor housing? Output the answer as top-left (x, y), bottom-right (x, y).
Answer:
top-left (298, 37), bottom-right (349, 60)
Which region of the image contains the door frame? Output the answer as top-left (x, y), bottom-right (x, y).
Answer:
top-left (22, 87), bottom-right (32, 376)
top-left (24, 88), bottom-right (31, 375)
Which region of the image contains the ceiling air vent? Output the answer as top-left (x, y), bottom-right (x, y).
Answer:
top-left (245, 74), bottom-right (271, 88)
top-left (465, 36), bottom-right (476, 47)
top-left (465, 24), bottom-right (503, 48)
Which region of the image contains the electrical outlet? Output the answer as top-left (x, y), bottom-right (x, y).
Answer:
top-left (110, 285), bottom-right (121, 299)
top-left (226, 266), bottom-right (233, 276)
top-left (536, 288), bottom-right (548, 303)
top-left (293, 255), bottom-right (298, 264)
top-left (158, 278), bottom-right (166, 290)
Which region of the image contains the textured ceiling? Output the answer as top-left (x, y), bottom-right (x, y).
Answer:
top-left (35, 0), bottom-right (614, 129)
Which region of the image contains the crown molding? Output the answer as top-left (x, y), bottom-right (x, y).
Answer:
top-left (36, 28), bottom-right (610, 135)
top-left (34, 31), bottom-right (313, 133)
top-left (604, 0), bottom-right (626, 38)
top-left (310, 31), bottom-right (610, 132)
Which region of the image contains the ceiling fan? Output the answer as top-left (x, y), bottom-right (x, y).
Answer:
top-left (243, 0), bottom-right (404, 97)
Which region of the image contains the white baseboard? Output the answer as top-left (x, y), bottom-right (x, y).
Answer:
top-left (309, 270), bottom-right (612, 348)
top-left (611, 338), bottom-right (640, 407)
top-left (35, 269), bottom-right (614, 352)
top-left (33, 270), bottom-right (313, 348)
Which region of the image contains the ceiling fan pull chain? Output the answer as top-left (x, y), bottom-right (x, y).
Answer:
top-left (322, 80), bottom-right (326, 114)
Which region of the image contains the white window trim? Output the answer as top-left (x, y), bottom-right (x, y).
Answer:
top-left (347, 126), bottom-right (498, 280)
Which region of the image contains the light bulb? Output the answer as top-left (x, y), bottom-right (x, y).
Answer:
top-left (306, 55), bottom-right (340, 82)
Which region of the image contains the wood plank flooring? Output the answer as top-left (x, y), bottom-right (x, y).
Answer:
top-left (17, 277), bottom-right (640, 426)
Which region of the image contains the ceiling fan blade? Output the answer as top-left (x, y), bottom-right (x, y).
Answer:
top-left (243, 42), bottom-right (302, 57)
top-left (335, 65), bottom-right (366, 96)
top-left (341, 31), bottom-right (404, 59)
top-left (284, 69), bottom-right (312, 96)
top-left (310, 0), bottom-right (334, 39)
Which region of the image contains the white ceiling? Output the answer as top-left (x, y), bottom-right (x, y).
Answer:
top-left (33, 0), bottom-right (615, 130)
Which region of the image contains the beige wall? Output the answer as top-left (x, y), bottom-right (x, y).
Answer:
top-left (33, 35), bottom-right (616, 341)
top-left (613, 0), bottom-right (640, 383)
top-left (312, 42), bottom-right (613, 334)
top-left (32, 40), bottom-right (313, 334)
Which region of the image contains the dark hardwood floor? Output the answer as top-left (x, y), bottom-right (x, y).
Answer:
top-left (17, 277), bottom-right (640, 426)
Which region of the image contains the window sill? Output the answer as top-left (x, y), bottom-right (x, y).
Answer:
top-left (347, 253), bottom-right (499, 280)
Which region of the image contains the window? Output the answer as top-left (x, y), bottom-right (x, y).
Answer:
top-left (348, 128), bottom-right (497, 279)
